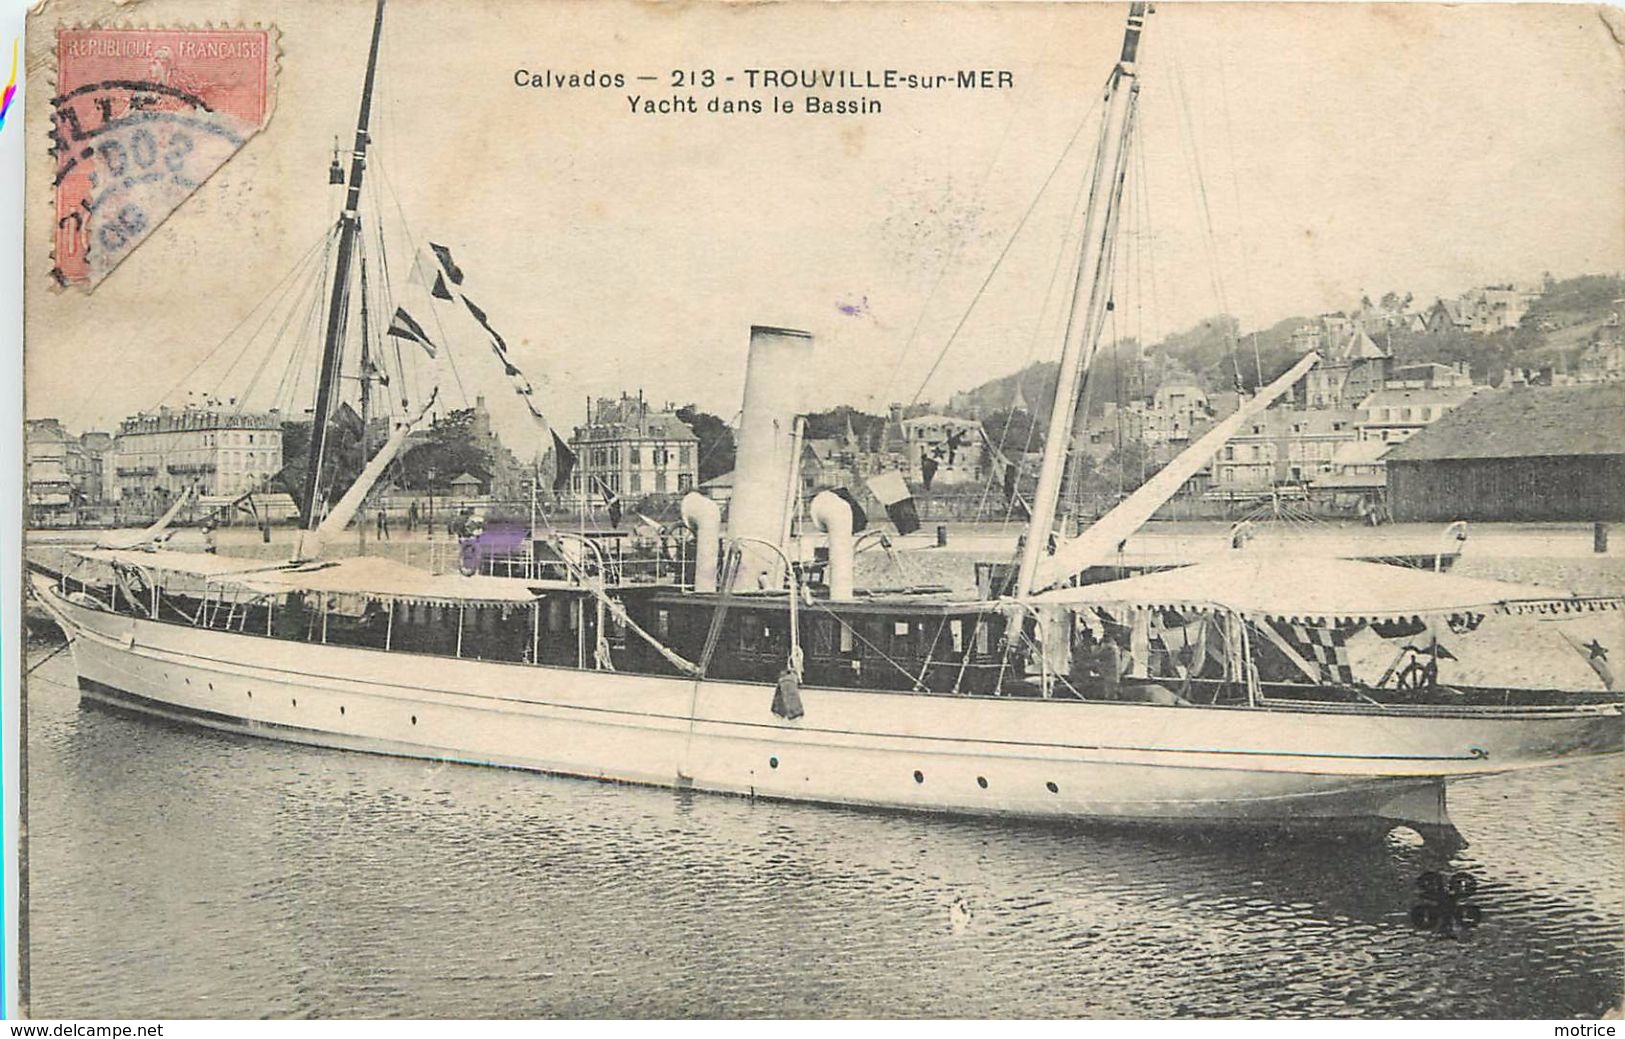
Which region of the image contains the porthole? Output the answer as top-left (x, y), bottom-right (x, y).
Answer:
top-left (976, 776), bottom-right (988, 789)
top-left (769, 756), bottom-right (779, 769)
top-left (339, 706), bottom-right (346, 716)
top-left (291, 698), bottom-right (298, 708)
top-left (913, 770), bottom-right (925, 784)
top-left (247, 690), bottom-right (253, 699)
top-left (208, 683), bottom-right (214, 691)
top-left (411, 715), bottom-right (418, 726)
top-left (1045, 781), bottom-right (1059, 794)
top-left (185, 677), bottom-right (191, 685)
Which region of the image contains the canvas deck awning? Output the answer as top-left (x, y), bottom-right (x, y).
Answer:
top-left (73, 549), bottom-right (545, 606)
top-left (73, 547), bottom-right (293, 579)
top-left (1027, 555), bottom-right (1623, 623)
top-left (238, 556), bottom-right (543, 606)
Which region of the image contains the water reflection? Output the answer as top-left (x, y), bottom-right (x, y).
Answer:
top-left (24, 645), bottom-right (1624, 1018)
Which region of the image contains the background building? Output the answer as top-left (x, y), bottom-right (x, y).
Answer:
top-left (1209, 407), bottom-right (1361, 494)
top-left (1301, 330), bottom-right (1391, 409)
top-left (112, 407), bottom-right (285, 512)
top-left (1354, 383), bottom-right (1481, 445)
top-left (78, 431), bottom-right (114, 505)
top-left (1385, 383), bottom-right (1625, 521)
top-left (25, 418), bottom-right (86, 524)
top-left (899, 414), bottom-right (986, 486)
top-left (569, 393), bottom-right (699, 502)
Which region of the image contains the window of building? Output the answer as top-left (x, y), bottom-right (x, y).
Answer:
top-left (629, 446), bottom-right (640, 464)
top-left (680, 445), bottom-right (693, 467)
top-left (629, 472), bottom-right (642, 493)
top-left (678, 474), bottom-right (693, 493)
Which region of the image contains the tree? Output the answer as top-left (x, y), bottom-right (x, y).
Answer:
top-left (981, 407), bottom-right (1045, 458)
top-left (396, 408), bottom-right (493, 491)
top-left (277, 419), bottom-right (367, 513)
top-left (803, 406), bottom-right (886, 445)
top-left (675, 405), bottom-right (736, 483)
top-left (1099, 439), bottom-right (1163, 496)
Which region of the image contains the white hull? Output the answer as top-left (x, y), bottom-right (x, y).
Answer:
top-left (32, 576), bottom-right (1622, 831)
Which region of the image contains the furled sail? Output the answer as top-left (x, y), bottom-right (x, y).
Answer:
top-left (97, 485), bottom-right (193, 549)
top-left (1027, 351), bottom-right (1321, 593)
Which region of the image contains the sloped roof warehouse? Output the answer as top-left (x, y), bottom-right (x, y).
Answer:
top-left (1384, 383), bottom-right (1625, 521)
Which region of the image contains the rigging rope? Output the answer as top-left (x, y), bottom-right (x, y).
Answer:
top-left (143, 224), bottom-right (335, 418)
top-left (234, 238), bottom-right (333, 414)
top-left (1166, 31), bottom-right (1244, 393)
top-left (972, 108), bottom-right (1100, 528)
top-left (898, 72), bottom-right (1115, 411)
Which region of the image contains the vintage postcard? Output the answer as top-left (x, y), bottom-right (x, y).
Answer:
top-left (15, 0), bottom-right (1625, 1023)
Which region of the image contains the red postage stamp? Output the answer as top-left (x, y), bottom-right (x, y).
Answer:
top-left (51, 27), bottom-right (275, 288)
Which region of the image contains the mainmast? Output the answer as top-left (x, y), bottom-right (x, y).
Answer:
top-left (300, 0), bottom-right (388, 529)
top-left (1015, 2), bottom-right (1148, 596)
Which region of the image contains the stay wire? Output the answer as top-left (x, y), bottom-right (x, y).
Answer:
top-left (900, 72), bottom-right (1115, 411)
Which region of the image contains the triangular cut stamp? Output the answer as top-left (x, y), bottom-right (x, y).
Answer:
top-left (50, 27), bottom-right (276, 289)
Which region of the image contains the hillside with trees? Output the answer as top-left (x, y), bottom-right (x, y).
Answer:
top-left (944, 272), bottom-right (1623, 410)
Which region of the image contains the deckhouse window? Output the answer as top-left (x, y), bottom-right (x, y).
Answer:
top-left (891, 619), bottom-right (912, 655)
top-left (813, 618), bottom-right (835, 657)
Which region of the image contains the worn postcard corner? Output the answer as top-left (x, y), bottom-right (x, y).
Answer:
top-left (39, 14), bottom-right (280, 290)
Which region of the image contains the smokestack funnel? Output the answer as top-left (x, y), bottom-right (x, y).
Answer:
top-left (729, 325), bottom-right (814, 590)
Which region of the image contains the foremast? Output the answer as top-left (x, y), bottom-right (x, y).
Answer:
top-left (1015, 2), bottom-right (1148, 596)
top-left (300, 0), bottom-right (388, 529)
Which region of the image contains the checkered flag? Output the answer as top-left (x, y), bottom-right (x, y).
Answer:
top-left (1288, 623), bottom-right (1355, 686)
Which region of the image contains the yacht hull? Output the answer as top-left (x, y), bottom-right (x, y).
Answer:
top-left (32, 575), bottom-right (1622, 831)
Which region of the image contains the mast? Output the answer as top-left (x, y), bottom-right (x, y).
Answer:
top-left (359, 254), bottom-right (374, 465)
top-left (1015, 2), bottom-right (1148, 596)
top-left (300, 0), bottom-right (388, 529)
